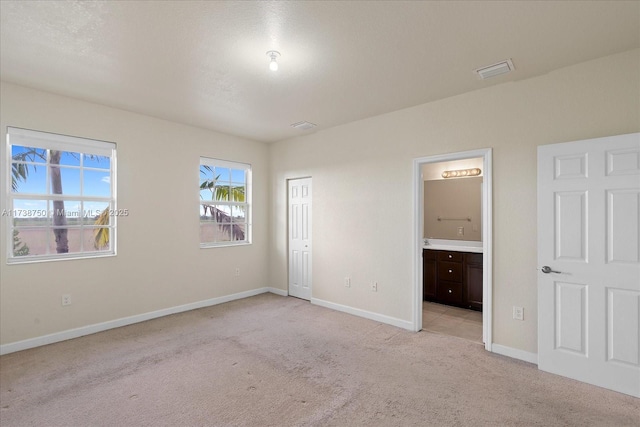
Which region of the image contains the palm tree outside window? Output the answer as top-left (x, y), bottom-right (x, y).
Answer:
top-left (199, 158), bottom-right (251, 247)
top-left (6, 127), bottom-right (116, 263)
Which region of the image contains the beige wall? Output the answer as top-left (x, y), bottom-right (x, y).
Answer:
top-left (269, 49), bottom-right (640, 354)
top-left (0, 82), bottom-right (270, 345)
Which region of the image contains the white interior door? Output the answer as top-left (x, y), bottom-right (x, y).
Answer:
top-left (288, 178), bottom-right (312, 300)
top-left (538, 133), bottom-right (640, 397)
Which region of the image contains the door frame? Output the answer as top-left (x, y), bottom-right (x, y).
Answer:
top-left (412, 148), bottom-right (493, 351)
top-left (287, 176), bottom-right (313, 299)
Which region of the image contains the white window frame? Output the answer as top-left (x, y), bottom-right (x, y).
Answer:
top-left (5, 127), bottom-right (117, 263)
top-left (199, 157), bottom-right (252, 248)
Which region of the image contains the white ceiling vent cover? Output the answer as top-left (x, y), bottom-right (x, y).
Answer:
top-left (475, 59), bottom-right (515, 80)
top-left (291, 121), bottom-right (317, 131)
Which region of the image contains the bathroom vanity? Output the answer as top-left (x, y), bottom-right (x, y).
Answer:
top-left (421, 165), bottom-right (484, 311)
top-left (423, 243), bottom-right (483, 311)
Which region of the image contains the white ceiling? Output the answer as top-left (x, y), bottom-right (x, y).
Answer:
top-left (1, 1), bottom-right (638, 143)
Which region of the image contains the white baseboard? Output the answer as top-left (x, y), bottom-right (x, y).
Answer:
top-left (491, 343), bottom-right (538, 365)
top-left (266, 287), bottom-right (288, 297)
top-left (311, 297), bottom-right (414, 330)
top-left (0, 287), bottom-right (284, 356)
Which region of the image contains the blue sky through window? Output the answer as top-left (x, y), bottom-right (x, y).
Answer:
top-left (199, 165), bottom-right (247, 218)
top-left (11, 147), bottom-right (112, 218)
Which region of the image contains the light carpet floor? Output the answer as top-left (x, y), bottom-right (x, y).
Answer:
top-left (1, 293), bottom-right (638, 426)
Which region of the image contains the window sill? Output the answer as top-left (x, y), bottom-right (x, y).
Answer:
top-left (7, 252), bottom-right (116, 265)
top-left (200, 241), bottom-right (252, 249)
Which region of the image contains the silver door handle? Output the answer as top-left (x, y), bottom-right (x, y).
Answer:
top-left (541, 266), bottom-right (562, 274)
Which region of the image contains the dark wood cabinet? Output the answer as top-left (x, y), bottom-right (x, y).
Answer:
top-left (423, 250), bottom-right (437, 300)
top-left (464, 253), bottom-right (483, 311)
top-left (423, 249), bottom-right (483, 311)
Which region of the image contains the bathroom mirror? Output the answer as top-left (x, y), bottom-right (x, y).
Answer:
top-left (424, 176), bottom-right (482, 241)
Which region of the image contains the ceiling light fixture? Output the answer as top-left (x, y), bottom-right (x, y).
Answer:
top-left (441, 168), bottom-right (482, 179)
top-left (266, 50), bottom-right (280, 71)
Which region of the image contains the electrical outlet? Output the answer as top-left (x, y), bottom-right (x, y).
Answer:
top-left (513, 306), bottom-right (524, 321)
top-left (62, 294), bottom-right (72, 306)
top-left (457, 227), bottom-right (464, 236)
top-left (235, 267), bottom-right (240, 277)
top-left (371, 282), bottom-right (378, 292)
top-left (344, 277), bottom-right (351, 288)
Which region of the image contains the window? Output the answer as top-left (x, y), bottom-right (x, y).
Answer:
top-left (199, 158), bottom-right (251, 247)
top-left (5, 127), bottom-right (117, 263)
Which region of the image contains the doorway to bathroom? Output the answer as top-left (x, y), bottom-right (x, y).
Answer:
top-left (412, 149), bottom-right (493, 352)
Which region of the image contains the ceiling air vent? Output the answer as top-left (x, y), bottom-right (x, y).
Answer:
top-left (475, 59), bottom-right (515, 80)
top-left (291, 121), bottom-right (317, 131)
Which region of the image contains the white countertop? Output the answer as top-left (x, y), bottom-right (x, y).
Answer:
top-left (422, 239), bottom-right (483, 253)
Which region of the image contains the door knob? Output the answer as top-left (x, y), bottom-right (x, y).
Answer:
top-left (541, 266), bottom-right (562, 274)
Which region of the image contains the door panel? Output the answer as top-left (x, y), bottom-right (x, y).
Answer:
top-left (291, 203), bottom-right (299, 239)
top-left (607, 189), bottom-right (640, 263)
top-left (538, 132), bottom-right (640, 397)
top-left (606, 147), bottom-right (640, 176)
top-left (554, 153), bottom-right (587, 179)
top-left (607, 288), bottom-right (640, 366)
top-left (554, 282), bottom-right (587, 355)
top-left (554, 191), bottom-right (587, 261)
